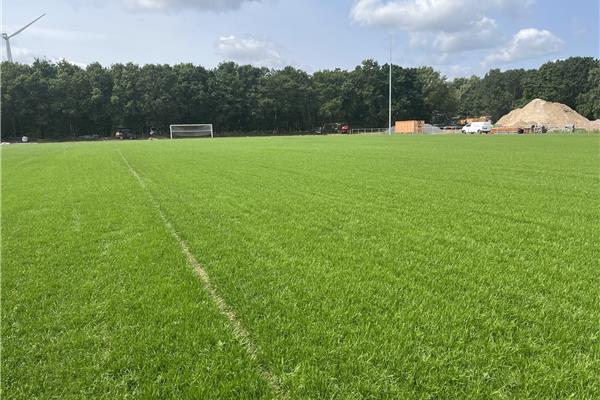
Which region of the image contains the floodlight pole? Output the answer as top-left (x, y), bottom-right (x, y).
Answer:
top-left (388, 34), bottom-right (393, 135)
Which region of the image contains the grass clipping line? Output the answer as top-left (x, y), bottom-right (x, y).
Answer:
top-left (117, 149), bottom-right (287, 399)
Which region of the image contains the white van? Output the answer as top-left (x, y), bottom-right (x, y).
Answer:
top-left (462, 121), bottom-right (492, 134)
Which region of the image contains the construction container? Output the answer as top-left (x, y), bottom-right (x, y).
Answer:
top-left (395, 120), bottom-right (425, 134)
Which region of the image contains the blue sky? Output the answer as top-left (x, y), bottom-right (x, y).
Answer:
top-left (2, 0), bottom-right (598, 78)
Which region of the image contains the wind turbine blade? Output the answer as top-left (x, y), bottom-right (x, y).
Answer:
top-left (9, 13), bottom-right (45, 38)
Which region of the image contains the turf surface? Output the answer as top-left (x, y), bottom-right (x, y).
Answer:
top-left (2, 134), bottom-right (599, 399)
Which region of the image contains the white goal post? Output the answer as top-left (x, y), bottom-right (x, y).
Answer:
top-left (170, 124), bottom-right (214, 139)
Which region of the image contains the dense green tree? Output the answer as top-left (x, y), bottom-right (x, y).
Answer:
top-left (478, 69), bottom-right (531, 121)
top-left (312, 69), bottom-right (352, 124)
top-left (523, 57), bottom-right (599, 110)
top-left (110, 63), bottom-right (144, 133)
top-left (28, 60), bottom-right (58, 138)
top-left (450, 68), bottom-right (533, 122)
top-left (257, 66), bottom-right (315, 132)
top-left (84, 63), bottom-right (113, 135)
top-left (577, 66), bottom-right (600, 120)
top-left (1, 56), bottom-right (597, 139)
top-left (349, 60), bottom-right (387, 127)
top-left (389, 66), bottom-right (424, 123)
top-left (1, 62), bottom-right (33, 136)
top-left (448, 76), bottom-right (484, 119)
top-left (137, 64), bottom-right (179, 132)
top-left (208, 62), bottom-right (240, 131)
top-left (415, 67), bottom-right (456, 123)
top-left (171, 63), bottom-right (209, 125)
top-left (51, 61), bottom-right (89, 135)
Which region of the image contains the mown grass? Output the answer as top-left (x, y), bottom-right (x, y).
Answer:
top-left (2, 134), bottom-right (599, 399)
top-left (1, 144), bottom-right (271, 399)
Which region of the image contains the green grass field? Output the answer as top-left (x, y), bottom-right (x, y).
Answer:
top-left (2, 134), bottom-right (599, 399)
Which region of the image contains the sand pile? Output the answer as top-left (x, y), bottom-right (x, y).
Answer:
top-left (587, 120), bottom-right (600, 131)
top-left (496, 99), bottom-right (594, 131)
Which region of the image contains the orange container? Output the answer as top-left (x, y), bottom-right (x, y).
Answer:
top-left (395, 120), bottom-right (424, 134)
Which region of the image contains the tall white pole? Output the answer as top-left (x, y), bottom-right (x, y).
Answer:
top-left (388, 34), bottom-right (392, 135)
top-left (4, 38), bottom-right (13, 63)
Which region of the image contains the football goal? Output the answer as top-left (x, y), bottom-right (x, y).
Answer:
top-left (170, 124), bottom-right (214, 139)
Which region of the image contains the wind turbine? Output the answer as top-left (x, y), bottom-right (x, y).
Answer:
top-left (2, 14), bottom-right (45, 63)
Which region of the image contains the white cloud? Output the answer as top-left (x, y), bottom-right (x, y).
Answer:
top-left (125, 0), bottom-right (257, 12)
top-left (214, 35), bottom-right (284, 67)
top-left (1, 46), bottom-right (33, 63)
top-left (433, 17), bottom-right (502, 53)
top-left (446, 64), bottom-right (480, 79)
top-left (407, 16), bottom-right (502, 55)
top-left (2, 26), bottom-right (108, 41)
top-left (350, 0), bottom-right (533, 32)
top-left (485, 28), bottom-right (564, 64)
top-left (350, 0), bottom-right (534, 59)
top-left (1, 46), bottom-right (87, 67)
top-left (54, 57), bottom-right (89, 68)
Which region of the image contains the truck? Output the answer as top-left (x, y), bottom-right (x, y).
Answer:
top-left (462, 121), bottom-right (492, 134)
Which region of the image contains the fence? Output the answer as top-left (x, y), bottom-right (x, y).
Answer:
top-left (350, 128), bottom-right (390, 134)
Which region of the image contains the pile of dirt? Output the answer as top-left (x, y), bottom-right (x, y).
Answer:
top-left (496, 99), bottom-right (596, 131)
top-left (587, 119), bottom-right (600, 131)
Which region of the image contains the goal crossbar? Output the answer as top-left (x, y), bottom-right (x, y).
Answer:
top-left (170, 124), bottom-right (214, 139)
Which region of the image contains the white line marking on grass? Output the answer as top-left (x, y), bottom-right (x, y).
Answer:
top-left (72, 209), bottom-right (81, 232)
top-left (116, 149), bottom-right (286, 399)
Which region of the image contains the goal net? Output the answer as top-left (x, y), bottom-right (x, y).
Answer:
top-left (170, 124), bottom-right (214, 139)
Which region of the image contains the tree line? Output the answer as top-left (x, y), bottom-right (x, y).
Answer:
top-left (1, 57), bottom-right (598, 139)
